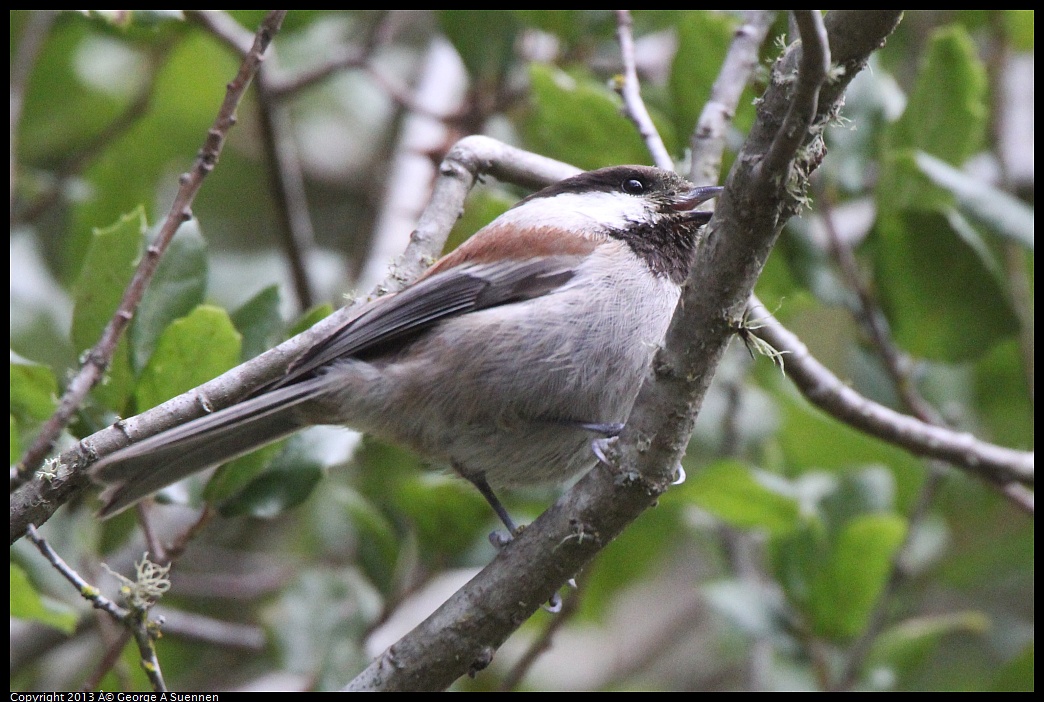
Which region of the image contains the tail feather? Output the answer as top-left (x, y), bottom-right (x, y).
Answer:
top-left (92, 377), bottom-right (332, 517)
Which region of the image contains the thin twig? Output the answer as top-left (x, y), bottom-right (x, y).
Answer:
top-left (25, 525), bottom-right (168, 692)
top-left (256, 73), bottom-right (318, 311)
top-left (689, 10), bottom-right (776, 185)
top-left (746, 295), bottom-right (1035, 493)
top-left (13, 10), bottom-right (288, 487)
top-left (760, 11), bottom-right (830, 181)
top-left (817, 188), bottom-right (944, 425)
top-left (614, 9), bottom-right (673, 170)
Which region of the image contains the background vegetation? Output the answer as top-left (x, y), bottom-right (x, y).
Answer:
top-left (10, 10), bottom-right (1033, 691)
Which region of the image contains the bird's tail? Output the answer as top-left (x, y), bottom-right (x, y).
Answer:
top-left (91, 376), bottom-right (332, 518)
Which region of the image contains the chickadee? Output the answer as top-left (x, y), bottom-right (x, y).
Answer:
top-left (91, 165), bottom-right (721, 529)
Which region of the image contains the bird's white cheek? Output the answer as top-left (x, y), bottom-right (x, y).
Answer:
top-left (499, 191), bottom-right (658, 233)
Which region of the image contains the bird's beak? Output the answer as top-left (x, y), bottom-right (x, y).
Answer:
top-left (671, 185), bottom-right (723, 225)
top-left (671, 185), bottom-right (723, 212)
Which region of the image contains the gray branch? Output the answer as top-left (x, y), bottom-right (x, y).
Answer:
top-left (747, 296), bottom-right (1034, 488)
top-left (348, 11), bottom-right (906, 691)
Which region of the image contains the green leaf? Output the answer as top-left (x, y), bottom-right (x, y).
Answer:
top-left (520, 64), bottom-right (660, 170)
top-left (770, 518), bottom-right (828, 612)
top-left (69, 33), bottom-right (239, 276)
top-left (10, 362), bottom-right (58, 423)
top-left (438, 10), bottom-right (520, 81)
top-left (130, 218), bottom-right (208, 372)
top-left (891, 26), bottom-right (987, 166)
top-left (776, 388), bottom-right (922, 483)
top-left (72, 207), bottom-right (145, 351)
top-left (991, 643), bottom-right (1034, 692)
top-left (684, 460), bottom-right (802, 535)
top-left (231, 285), bottom-right (284, 361)
top-left (913, 151), bottom-right (1034, 251)
top-left (442, 189), bottom-right (516, 255)
top-left (217, 434), bottom-right (324, 518)
top-left (203, 441), bottom-right (286, 504)
top-left (352, 439), bottom-right (493, 563)
top-left (867, 611), bottom-right (990, 682)
top-left (974, 340), bottom-right (1034, 450)
top-left (808, 514), bottom-right (907, 640)
top-left (134, 305), bottom-right (242, 412)
top-left (391, 474), bottom-right (494, 559)
top-left (818, 466), bottom-right (898, 532)
top-left (288, 303), bottom-right (334, 338)
top-left (1004, 10), bottom-right (1034, 51)
top-left (339, 487), bottom-right (402, 591)
top-left (11, 416), bottom-right (19, 465)
top-left (71, 207), bottom-right (146, 410)
top-left (874, 210), bottom-right (1020, 361)
top-left (10, 564), bottom-right (79, 634)
top-left (217, 461), bottom-right (321, 519)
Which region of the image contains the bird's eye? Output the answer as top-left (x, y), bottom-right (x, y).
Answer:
top-left (621, 178), bottom-right (645, 195)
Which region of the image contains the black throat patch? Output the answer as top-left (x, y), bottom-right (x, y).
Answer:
top-left (612, 217), bottom-right (705, 285)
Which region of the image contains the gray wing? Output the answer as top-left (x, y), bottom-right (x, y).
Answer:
top-left (260, 256), bottom-right (579, 391)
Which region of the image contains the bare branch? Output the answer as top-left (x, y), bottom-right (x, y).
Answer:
top-left (348, 12), bottom-right (905, 691)
top-left (256, 74), bottom-right (319, 312)
top-left (689, 10), bottom-right (776, 184)
top-left (614, 9), bottom-right (673, 170)
top-left (25, 526), bottom-right (168, 692)
top-left (760, 10), bottom-right (830, 181)
top-left (746, 296), bottom-right (1034, 490)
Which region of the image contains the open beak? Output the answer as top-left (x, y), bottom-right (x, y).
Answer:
top-left (671, 185), bottom-right (723, 225)
top-left (672, 184), bottom-right (722, 218)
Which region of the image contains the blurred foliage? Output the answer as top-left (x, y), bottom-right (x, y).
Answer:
top-left (10, 10), bottom-right (1033, 693)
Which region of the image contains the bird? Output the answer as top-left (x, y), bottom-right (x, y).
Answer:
top-left (91, 165), bottom-right (721, 530)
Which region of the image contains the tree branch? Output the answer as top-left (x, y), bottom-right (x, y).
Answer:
top-left (25, 526), bottom-right (169, 692)
top-left (346, 10), bottom-right (905, 691)
top-left (688, 10), bottom-right (776, 185)
top-left (614, 9), bottom-right (673, 170)
top-left (761, 11), bottom-right (829, 179)
top-left (747, 295), bottom-right (1034, 490)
